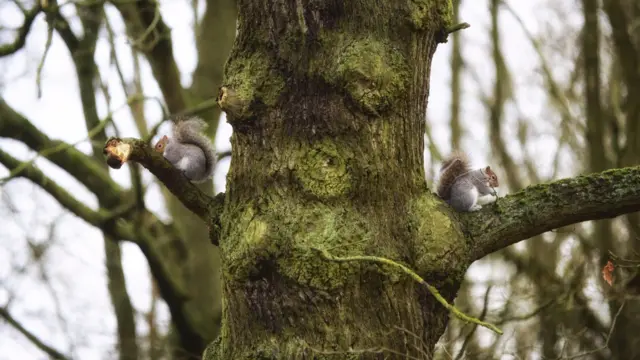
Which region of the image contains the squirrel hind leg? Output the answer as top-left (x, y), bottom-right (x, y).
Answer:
top-left (177, 157), bottom-right (191, 171)
top-left (449, 185), bottom-right (479, 212)
top-left (177, 157), bottom-right (197, 181)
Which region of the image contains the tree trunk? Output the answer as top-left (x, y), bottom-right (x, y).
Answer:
top-left (210, 1), bottom-right (460, 358)
top-left (101, 1), bottom-right (640, 359)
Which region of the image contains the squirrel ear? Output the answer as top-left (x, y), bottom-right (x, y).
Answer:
top-left (485, 166), bottom-right (491, 171)
top-left (161, 135), bottom-right (168, 140)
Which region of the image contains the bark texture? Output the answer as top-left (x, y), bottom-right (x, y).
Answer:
top-left (211, 1), bottom-right (461, 358)
top-left (98, 1), bottom-right (640, 359)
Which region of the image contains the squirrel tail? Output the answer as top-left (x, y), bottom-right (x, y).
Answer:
top-left (436, 150), bottom-right (471, 200)
top-left (173, 116), bottom-right (216, 181)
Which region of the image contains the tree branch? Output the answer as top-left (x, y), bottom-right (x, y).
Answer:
top-left (0, 98), bottom-right (123, 203)
top-left (103, 137), bottom-right (223, 229)
top-left (0, 148), bottom-right (200, 343)
top-left (112, 0), bottom-right (187, 113)
top-left (0, 4), bottom-right (41, 56)
top-left (0, 306), bottom-right (70, 360)
top-left (468, 166), bottom-right (640, 260)
top-left (0, 148), bottom-right (117, 227)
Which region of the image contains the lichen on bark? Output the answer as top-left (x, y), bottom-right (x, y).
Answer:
top-left (208, 0), bottom-right (471, 358)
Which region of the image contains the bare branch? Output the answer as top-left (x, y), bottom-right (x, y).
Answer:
top-left (113, 0), bottom-right (187, 113)
top-left (0, 147), bottom-right (206, 348)
top-left (216, 150), bottom-right (232, 162)
top-left (467, 166), bottom-right (640, 260)
top-left (0, 98), bottom-right (123, 202)
top-left (44, 2), bottom-right (80, 52)
top-left (0, 306), bottom-right (70, 360)
top-left (103, 137), bottom-right (224, 237)
top-left (560, 300), bottom-right (625, 359)
top-left (0, 4), bottom-right (42, 57)
top-left (0, 149), bottom-right (109, 227)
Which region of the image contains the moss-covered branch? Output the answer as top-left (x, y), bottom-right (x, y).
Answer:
top-left (103, 137), bottom-right (223, 230)
top-left (467, 166), bottom-right (640, 260)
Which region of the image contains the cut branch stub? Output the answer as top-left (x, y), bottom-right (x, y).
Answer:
top-left (103, 137), bottom-right (223, 243)
top-left (217, 86), bottom-right (253, 123)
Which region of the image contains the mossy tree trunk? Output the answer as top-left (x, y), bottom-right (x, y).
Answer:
top-left (214, 1), bottom-right (465, 358)
top-left (102, 1), bottom-right (640, 359)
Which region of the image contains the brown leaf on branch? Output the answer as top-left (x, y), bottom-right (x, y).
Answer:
top-left (602, 260), bottom-right (615, 286)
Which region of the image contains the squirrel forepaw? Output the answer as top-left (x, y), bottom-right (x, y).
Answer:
top-left (468, 204), bottom-right (482, 212)
top-left (477, 194), bottom-right (497, 206)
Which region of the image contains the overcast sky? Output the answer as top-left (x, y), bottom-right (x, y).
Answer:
top-left (0, 1), bottom-right (585, 359)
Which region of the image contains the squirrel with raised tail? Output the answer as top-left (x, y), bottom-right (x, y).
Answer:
top-left (154, 117), bottom-right (216, 183)
top-left (436, 151), bottom-right (499, 212)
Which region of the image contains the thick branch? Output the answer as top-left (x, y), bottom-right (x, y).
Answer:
top-left (0, 98), bottom-right (123, 203)
top-left (103, 137), bottom-right (222, 226)
top-left (0, 148), bottom-right (116, 227)
top-left (467, 166), bottom-right (640, 260)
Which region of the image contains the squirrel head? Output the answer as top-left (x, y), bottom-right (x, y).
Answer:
top-left (484, 166), bottom-right (499, 188)
top-left (154, 135), bottom-right (169, 153)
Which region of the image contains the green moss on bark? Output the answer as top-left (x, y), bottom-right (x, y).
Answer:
top-left (277, 205), bottom-right (371, 290)
top-left (311, 33), bottom-right (410, 116)
top-left (294, 139), bottom-right (352, 198)
top-left (334, 37), bottom-right (409, 116)
top-left (223, 200), bottom-right (372, 289)
top-left (221, 205), bottom-right (274, 281)
top-left (407, 194), bottom-right (469, 280)
top-left (224, 53), bottom-right (285, 109)
top-left (409, 0), bottom-right (453, 30)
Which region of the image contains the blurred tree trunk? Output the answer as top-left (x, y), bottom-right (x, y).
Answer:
top-left (602, 0), bottom-right (640, 357)
top-left (71, 6), bottom-right (140, 360)
top-left (115, 0), bottom-right (236, 357)
top-left (449, 0), bottom-right (463, 150)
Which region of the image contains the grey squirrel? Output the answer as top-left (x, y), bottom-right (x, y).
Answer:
top-left (436, 151), bottom-right (499, 212)
top-left (154, 117), bottom-right (216, 183)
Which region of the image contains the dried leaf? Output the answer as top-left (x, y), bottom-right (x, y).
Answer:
top-left (602, 260), bottom-right (614, 286)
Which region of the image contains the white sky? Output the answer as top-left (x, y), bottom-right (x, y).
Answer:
top-left (0, 1), bottom-right (589, 359)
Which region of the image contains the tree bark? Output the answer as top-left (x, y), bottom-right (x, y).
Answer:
top-left (211, 1), bottom-right (456, 358)
top-left (101, 1), bottom-right (640, 359)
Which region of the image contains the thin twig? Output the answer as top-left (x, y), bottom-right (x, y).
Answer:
top-left (560, 300), bottom-right (625, 359)
top-left (36, 10), bottom-right (55, 98)
top-left (446, 22), bottom-right (470, 35)
top-left (0, 306), bottom-right (70, 360)
top-left (454, 285), bottom-right (493, 360)
top-left (313, 248), bottom-right (503, 335)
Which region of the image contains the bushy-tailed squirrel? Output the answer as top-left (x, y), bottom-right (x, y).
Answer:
top-left (436, 151), bottom-right (499, 212)
top-left (154, 117), bottom-right (216, 183)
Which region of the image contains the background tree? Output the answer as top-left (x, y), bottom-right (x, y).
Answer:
top-left (2, 0), bottom-right (640, 359)
top-left (0, 0), bottom-right (236, 358)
